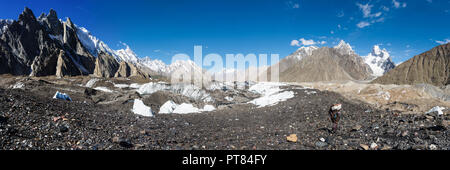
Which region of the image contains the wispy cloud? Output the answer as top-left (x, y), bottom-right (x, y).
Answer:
top-left (357, 3), bottom-right (382, 18)
top-left (357, 21), bottom-right (371, 28)
top-left (354, 2), bottom-right (392, 29)
top-left (392, 0), bottom-right (407, 9)
top-left (337, 10), bottom-right (345, 18)
top-left (436, 39), bottom-right (450, 44)
top-left (290, 38), bottom-right (326, 47)
top-left (286, 0), bottom-right (300, 9)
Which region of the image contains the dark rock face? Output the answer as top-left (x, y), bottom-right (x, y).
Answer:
top-left (56, 50), bottom-right (85, 77)
top-left (373, 43), bottom-right (450, 87)
top-left (0, 8), bottom-right (94, 77)
top-left (0, 8), bottom-right (150, 79)
top-left (115, 61), bottom-right (151, 79)
top-left (93, 52), bottom-right (120, 78)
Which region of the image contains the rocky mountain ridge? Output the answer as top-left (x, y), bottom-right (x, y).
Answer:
top-left (373, 43), bottom-right (450, 87)
top-left (0, 8), bottom-right (148, 79)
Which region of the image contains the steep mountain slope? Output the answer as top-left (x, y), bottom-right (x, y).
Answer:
top-left (280, 41), bottom-right (373, 82)
top-left (76, 26), bottom-right (139, 63)
top-left (261, 46), bottom-right (318, 81)
top-left (364, 45), bottom-right (396, 77)
top-left (0, 8), bottom-right (148, 79)
top-left (372, 43), bottom-right (450, 86)
top-left (115, 61), bottom-right (150, 78)
top-left (93, 52), bottom-right (120, 78)
top-left (0, 8), bottom-right (94, 77)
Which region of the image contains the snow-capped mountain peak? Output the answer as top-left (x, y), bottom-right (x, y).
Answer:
top-left (287, 46), bottom-right (318, 60)
top-left (115, 43), bottom-right (139, 63)
top-left (371, 45), bottom-right (390, 59)
top-left (75, 26), bottom-right (140, 63)
top-left (139, 56), bottom-right (170, 74)
top-left (334, 40), bottom-right (355, 55)
top-left (364, 45), bottom-right (396, 77)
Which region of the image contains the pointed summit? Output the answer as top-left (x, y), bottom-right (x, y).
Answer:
top-left (47, 9), bottom-right (59, 22)
top-left (19, 7), bottom-right (37, 22)
top-left (372, 45), bottom-right (382, 55)
top-left (65, 17), bottom-right (74, 28)
top-left (334, 40), bottom-right (355, 55)
top-left (364, 45), bottom-right (395, 77)
top-left (287, 46), bottom-right (318, 60)
top-left (49, 9), bottom-right (57, 17)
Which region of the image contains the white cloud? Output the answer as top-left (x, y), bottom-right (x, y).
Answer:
top-left (357, 21), bottom-right (371, 28)
top-left (290, 40), bottom-right (300, 46)
top-left (355, 3), bottom-right (386, 28)
top-left (393, 0), bottom-right (407, 9)
top-left (436, 39), bottom-right (450, 44)
top-left (357, 3), bottom-right (374, 18)
top-left (290, 38), bottom-right (326, 46)
top-left (299, 38), bottom-right (316, 46)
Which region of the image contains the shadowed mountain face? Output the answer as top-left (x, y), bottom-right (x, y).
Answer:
top-left (0, 7), bottom-right (95, 76)
top-left (372, 43), bottom-right (450, 87)
top-left (279, 47), bottom-right (373, 82)
top-left (0, 8), bottom-right (148, 79)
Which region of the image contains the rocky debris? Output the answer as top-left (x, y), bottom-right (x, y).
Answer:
top-left (360, 144), bottom-right (369, 150)
top-left (84, 88), bottom-right (98, 97)
top-left (370, 143), bottom-right (378, 150)
top-left (373, 43), bottom-right (450, 87)
top-left (352, 125), bottom-right (362, 131)
top-left (287, 134), bottom-right (298, 143)
top-left (414, 84), bottom-right (450, 101)
top-left (112, 137), bottom-right (134, 148)
top-left (429, 144), bottom-right (438, 150)
top-left (0, 77), bottom-right (449, 150)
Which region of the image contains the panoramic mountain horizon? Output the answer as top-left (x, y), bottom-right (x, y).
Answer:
top-left (0, 0), bottom-right (449, 162)
top-left (1, 0), bottom-right (449, 67)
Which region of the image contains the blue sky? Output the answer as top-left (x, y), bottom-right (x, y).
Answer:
top-left (1, 0), bottom-right (449, 65)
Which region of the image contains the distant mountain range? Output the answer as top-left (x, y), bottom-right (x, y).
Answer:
top-left (1, 8), bottom-right (448, 87)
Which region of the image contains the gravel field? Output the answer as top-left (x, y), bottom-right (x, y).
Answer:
top-left (0, 78), bottom-right (448, 150)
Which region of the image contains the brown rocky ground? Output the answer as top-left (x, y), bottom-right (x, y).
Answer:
top-left (0, 76), bottom-right (449, 150)
top-left (297, 81), bottom-right (450, 114)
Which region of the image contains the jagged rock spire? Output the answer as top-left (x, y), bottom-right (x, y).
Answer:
top-left (18, 7), bottom-right (37, 24)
